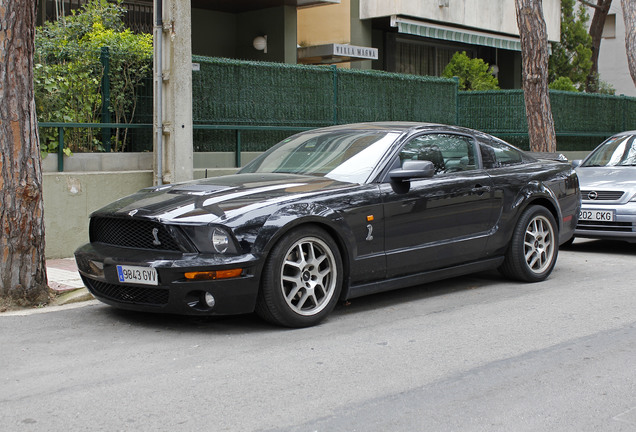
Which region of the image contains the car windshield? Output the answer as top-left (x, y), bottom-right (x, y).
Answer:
top-left (582, 134), bottom-right (636, 167)
top-left (239, 130), bottom-right (400, 183)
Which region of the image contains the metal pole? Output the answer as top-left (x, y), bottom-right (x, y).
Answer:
top-left (100, 47), bottom-right (112, 152)
top-left (235, 130), bottom-right (242, 168)
top-left (57, 127), bottom-right (64, 172)
top-left (454, 76), bottom-right (460, 126)
top-left (332, 65), bottom-right (338, 125)
top-left (154, 0), bottom-right (164, 185)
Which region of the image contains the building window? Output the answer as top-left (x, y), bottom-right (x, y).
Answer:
top-left (393, 37), bottom-right (470, 77)
top-left (602, 14), bottom-right (616, 39)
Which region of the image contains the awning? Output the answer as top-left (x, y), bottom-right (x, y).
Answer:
top-left (391, 16), bottom-right (522, 52)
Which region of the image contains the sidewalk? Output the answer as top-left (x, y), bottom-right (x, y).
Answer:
top-left (47, 258), bottom-right (94, 305)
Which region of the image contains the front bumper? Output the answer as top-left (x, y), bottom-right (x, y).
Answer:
top-left (574, 202), bottom-right (636, 243)
top-left (74, 243), bottom-right (262, 315)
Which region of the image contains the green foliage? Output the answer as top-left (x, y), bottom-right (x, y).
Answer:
top-left (34, 0), bottom-right (152, 153)
top-left (586, 73), bottom-right (617, 95)
top-left (549, 76), bottom-right (579, 92)
top-left (549, 0), bottom-right (593, 90)
top-left (442, 52), bottom-right (499, 91)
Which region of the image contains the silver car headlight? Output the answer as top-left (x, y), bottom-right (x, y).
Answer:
top-left (180, 225), bottom-right (239, 254)
top-left (630, 193), bottom-right (636, 202)
top-left (211, 227), bottom-right (230, 253)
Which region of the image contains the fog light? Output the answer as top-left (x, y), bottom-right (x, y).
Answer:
top-left (204, 292), bottom-right (215, 308)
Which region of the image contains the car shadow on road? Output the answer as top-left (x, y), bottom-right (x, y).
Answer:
top-left (562, 238), bottom-right (635, 256)
top-left (92, 270), bottom-right (512, 333)
top-left (98, 306), bottom-right (271, 334)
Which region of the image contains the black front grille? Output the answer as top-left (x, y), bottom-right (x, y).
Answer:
top-left (90, 217), bottom-right (181, 251)
top-left (581, 190), bottom-right (625, 201)
top-left (577, 221), bottom-right (634, 232)
top-left (83, 277), bottom-right (169, 306)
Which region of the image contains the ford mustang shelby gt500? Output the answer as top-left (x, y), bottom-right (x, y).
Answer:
top-left (75, 122), bottom-right (580, 327)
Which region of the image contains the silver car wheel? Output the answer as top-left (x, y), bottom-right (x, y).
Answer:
top-left (280, 236), bottom-right (337, 316)
top-left (524, 215), bottom-right (556, 274)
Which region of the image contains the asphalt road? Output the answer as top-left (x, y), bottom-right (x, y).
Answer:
top-left (1, 239), bottom-right (635, 432)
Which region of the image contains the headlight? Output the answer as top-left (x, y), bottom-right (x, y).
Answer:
top-left (180, 225), bottom-right (239, 254)
top-left (211, 228), bottom-right (230, 253)
top-left (630, 193), bottom-right (636, 202)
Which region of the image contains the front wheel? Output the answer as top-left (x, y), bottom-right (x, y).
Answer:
top-left (256, 226), bottom-right (343, 328)
top-left (499, 205), bottom-right (558, 282)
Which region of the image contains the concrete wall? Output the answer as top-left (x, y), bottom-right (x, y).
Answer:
top-left (192, 9), bottom-right (237, 58)
top-left (190, 6), bottom-right (297, 64)
top-left (42, 152), bottom-right (153, 173)
top-left (237, 6), bottom-right (298, 64)
top-left (42, 152), bottom-right (251, 258)
top-left (298, 0), bottom-right (350, 45)
top-left (43, 171), bottom-right (154, 259)
top-left (360, 0), bottom-right (561, 42)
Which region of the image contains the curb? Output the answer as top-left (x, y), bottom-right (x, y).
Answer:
top-left (52, 288), bottom-right (94, 306)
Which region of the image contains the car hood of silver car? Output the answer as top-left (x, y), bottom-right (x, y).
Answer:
top-left (576, 166), bottom-right (636, 192)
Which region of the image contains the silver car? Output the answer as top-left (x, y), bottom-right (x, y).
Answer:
top-left (573, 131), bottom-right (636, 243)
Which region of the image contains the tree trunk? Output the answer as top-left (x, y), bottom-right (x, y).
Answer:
top-left (622, 0), bottom-right (636, 87)
top-left (0, 0), bottom-right (50, 308)
top-left (585, 0), bottom-right (613, 92)
top-left (515, 0), bottom-right (557, 153)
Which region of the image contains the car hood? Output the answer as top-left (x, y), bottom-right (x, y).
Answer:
top-left (92, 173), bottom-right (357, 224)
top-left (575, 166), bottom-right (636, 191)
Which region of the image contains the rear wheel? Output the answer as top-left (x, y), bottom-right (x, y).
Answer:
top-left (500, 205), bottom-right (558, 282)
top-left (256, 226), bottom-right (343, 328)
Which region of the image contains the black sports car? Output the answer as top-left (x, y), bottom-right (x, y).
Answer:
top-left (75, 122), bottom-right (580, 327)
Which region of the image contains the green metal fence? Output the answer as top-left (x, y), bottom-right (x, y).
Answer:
top-left (41, 56), bottom-right (636, 171)
top-left (191, 56), bottom-right (457, 152)
top-left (458, 90), bottom-right (636, 150)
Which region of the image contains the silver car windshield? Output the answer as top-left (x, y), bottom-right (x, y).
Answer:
top-left (583, 135), bottom-right (636, 167)
top-left (239, 131), bottom-right (400, 183)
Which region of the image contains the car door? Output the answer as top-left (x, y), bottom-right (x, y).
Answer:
top-left (381, 132), bottom-right (499, 278)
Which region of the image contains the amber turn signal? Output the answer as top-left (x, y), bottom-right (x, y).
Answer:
top-left (185, 269), bottom-right (242, 280)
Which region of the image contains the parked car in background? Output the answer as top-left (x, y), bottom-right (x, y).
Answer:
top-left (572, 131), bottom-right (636, 243)
top-left (75, 122), bottom-right (580, 327)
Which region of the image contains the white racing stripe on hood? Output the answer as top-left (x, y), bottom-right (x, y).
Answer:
top-left (201, 183), bottom-right (307, 207)
top-left (155, 183), bottom-right (308, 222)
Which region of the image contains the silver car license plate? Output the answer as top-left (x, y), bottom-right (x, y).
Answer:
top-left (579, 209), bottom-right (615, 222)
top-left (116, 265), bottom-right (158, 286)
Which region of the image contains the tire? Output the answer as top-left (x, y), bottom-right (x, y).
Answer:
top-left (256, 226), bottom-right (343, 328)
top-left (499, 205), bottom-right (559, 282)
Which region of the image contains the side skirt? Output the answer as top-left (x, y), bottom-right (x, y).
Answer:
top-left (346, 257), bottom-right (505, 299)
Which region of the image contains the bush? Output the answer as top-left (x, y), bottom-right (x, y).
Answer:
top-left (549, 76), bottom-right (579, 92)
top-left (35, 0), bottom-right (152, 153)
top-left (442, 51), bottom-right (499, 91)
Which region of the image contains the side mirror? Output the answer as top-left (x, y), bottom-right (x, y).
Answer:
top-left (389, 160), bottom-right (435, 181)
top-left (571, 159), bottom-right (582, 168)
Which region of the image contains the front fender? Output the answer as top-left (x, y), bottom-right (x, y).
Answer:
top-left (252, 202), bottom-right (356, 265)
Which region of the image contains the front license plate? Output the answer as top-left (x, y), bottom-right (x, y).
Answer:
top-left (579, 209), bottom-right (615, 222)
top-left (116, 265), bottom-right (158, 286)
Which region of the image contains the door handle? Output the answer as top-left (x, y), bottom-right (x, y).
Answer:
top-left (472, 185), bottom-right (491, 194)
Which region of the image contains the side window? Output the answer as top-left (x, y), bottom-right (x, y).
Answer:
top-left (480, 139), bottom-right (524, 169)
top-left (399, 134), bottom-right (476, 175)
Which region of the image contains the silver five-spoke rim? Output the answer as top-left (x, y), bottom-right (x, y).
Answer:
top-left (280, 237), bottom-right (337, 316)
top-left (524, 215), bottom-right (555, 274)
